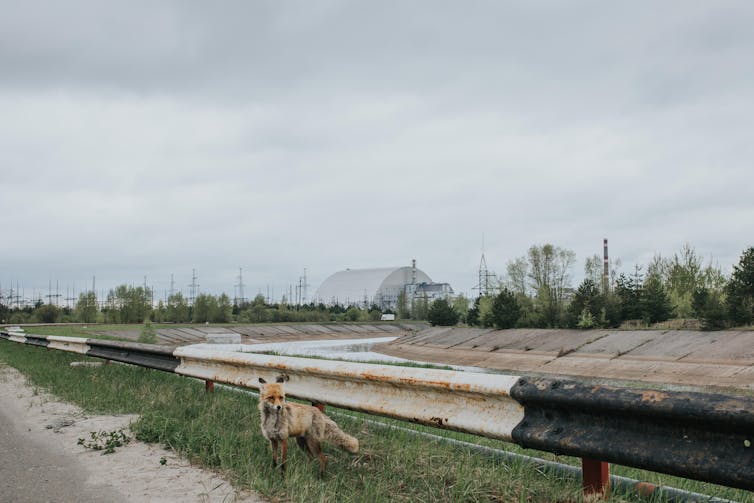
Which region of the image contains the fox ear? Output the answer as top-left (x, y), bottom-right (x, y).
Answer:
top-left (258, 377), bottom-right (266, 384)
top-left (275, 374), bottom-right (289, 383)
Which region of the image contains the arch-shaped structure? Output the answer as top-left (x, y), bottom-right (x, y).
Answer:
top-left (313, 266), bottom-right (433, 308)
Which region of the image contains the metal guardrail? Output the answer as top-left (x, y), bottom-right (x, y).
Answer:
top-left (2, 331), bottom-right (753, 493)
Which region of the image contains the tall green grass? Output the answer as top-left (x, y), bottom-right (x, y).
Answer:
top-left (0, 340), bottom-right (750, 502)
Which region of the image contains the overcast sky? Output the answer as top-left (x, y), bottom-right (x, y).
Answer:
top-left (2, 1), bottom-right (753, 304)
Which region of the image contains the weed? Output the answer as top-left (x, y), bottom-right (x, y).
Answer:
top-left (138, 319), bottom-right (158, 344)
top-left (78, 429), bottom-right (131, 455)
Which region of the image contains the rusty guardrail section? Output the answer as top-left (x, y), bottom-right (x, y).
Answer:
top-left (2, 331), bottom-right (753, 492)
top-left (173, 345), bottom-right (524, 439)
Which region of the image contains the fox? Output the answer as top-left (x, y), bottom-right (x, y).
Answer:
top-left (258, 375), bottom-right (359, 478)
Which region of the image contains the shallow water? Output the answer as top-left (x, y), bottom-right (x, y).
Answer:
top-left (187, 336), bottom-right (488, 372)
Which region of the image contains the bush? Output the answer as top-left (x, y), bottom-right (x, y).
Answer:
top-left (427, 298), bottom-right (459, 326)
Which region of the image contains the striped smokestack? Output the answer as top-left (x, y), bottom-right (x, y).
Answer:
top-left (603, 238), bottom-right (609, 293)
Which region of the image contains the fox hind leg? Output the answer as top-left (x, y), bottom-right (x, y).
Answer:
top-left (305, 437), bottom-right (327, 478)
top-left (296, 436), bottom-right (314, 459)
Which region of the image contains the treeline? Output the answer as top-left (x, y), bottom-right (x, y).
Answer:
top-left (0, 288), bottom-right (386, 325)
top-left (426, 244), bottom-right (754, 330)
top-left (3, 243), bottom-right (752, 331)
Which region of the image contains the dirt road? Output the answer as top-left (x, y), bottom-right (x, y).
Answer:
top-left (0, 364), bottom-right (263, 503)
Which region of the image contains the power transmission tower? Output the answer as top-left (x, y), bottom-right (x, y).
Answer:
top-left (9, 282), bottom-right (21, 308)
top-left (473, 249), bottom-right (497, 297)
top-left (169, 273), bottom-right (175, 298)
top-left (301, 268), bottom-right (310, 305)
top-left (46, 279), bottom-right (62, 306)
top-left (235, 268), bottom-right (246, 305)
top-left (188, 269), bottom-right (199, 306)
top-left (65, 283), bottom-right (76, 309)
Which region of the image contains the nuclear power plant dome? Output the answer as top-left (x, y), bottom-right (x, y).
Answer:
top-left (313, 263), bottom-right (453, 309)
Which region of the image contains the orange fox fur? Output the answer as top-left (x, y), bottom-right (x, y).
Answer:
top-left (258, 376), bottom-right (359, 477)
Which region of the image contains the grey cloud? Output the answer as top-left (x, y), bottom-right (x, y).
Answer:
top-left (1, 1), bottom-right (753, 298)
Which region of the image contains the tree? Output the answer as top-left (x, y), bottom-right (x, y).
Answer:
top-left (451, 294), bottom-right (470, 324)
top-left (344, 306), bottom-right (370, 322)
top-left (525, 244), bottom-right (576, 327)
top-left (566, 279), bottom-right (604, 329)
top-left (490, 288), bottom-right (520, 329)
top-left (153, 300), bottom-right (166, 322)
top-left (104, 285), bottom-right (152, 324)
top-left (215, 293), bottom-right (233, 323)
top-left (427, 298), bottom-right (459, 326)
top-left (75, 291), bottom-right (98, 323)
top-left (192, 294), bottom-right (219, 323)
top-left (615, 270), bottom-right (643, 322)
top-left (412, 293), bottom-right (429, 321)
top-left (692, 287), bottom-right (727, 330)
top-left (167, 292), bottom-right (190, 323)
top-left (396, 290), bottom-right (409, 320)
top-left (584, 254), bottom-right (622, 293)
top-left (34, 303), bottom-right (60, 323)
top-left (467, 297), bottom-right (481, 326)
top-left (478, 295), bottom-right (495, 328)
top-left (505, 257), bottom-right (529, 296)
top-left (641, 274), bottom-right (674, 324)
top-left (726, 247), bottom-right (754, 326)
top-left (646, 244), bottom-right (726, 318)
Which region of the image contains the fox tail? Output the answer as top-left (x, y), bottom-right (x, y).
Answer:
top-left (323, 417), bottom-right (359, 454)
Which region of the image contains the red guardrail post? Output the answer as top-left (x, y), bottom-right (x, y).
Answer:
top-left (205, 379), bottom-right (214, 393)
top-left (582, 458), bottom-right (609, 496)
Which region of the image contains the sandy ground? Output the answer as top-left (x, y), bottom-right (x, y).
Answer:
top-left (0, 364), bottom-right (265, 503)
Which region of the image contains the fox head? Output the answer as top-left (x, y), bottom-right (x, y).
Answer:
top-left (258, 375), bottom-right (289, 412)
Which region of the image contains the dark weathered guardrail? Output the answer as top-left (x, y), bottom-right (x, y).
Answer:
top-left (2, 330), bottom-right (753, 494)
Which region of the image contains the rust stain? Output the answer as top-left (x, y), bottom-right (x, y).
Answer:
top-left (633, 482), bottom-right (657, 497)
top-left (359, 372), bottom-right (463, 390)
top-left (639, 390), bottom-right (667, 403)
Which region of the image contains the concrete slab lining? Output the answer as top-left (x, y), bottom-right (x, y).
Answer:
top-left (379, 328), bottom-right (754, 391)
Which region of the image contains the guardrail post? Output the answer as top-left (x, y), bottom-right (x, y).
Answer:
top-left (582, 458), bottom-right (609, 496)
top-left (205, 379), bottom-right (214, 393)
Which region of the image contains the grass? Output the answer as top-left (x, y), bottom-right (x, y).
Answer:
top-left (0, 340), bottom-right (751, 502)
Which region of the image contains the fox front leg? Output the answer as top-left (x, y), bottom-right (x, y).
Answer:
top-left (280, 438), bottom-right (288, 478)
top-left (270, 439), bottom-right (279, 469)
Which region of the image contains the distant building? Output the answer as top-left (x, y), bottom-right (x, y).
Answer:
top-left (409, 281), bottom-right (454, 305)
top-left (313, 261), bottom-right (454, 309)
